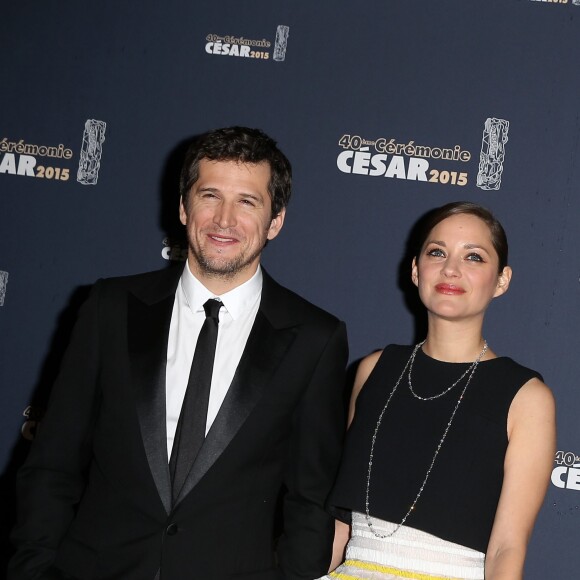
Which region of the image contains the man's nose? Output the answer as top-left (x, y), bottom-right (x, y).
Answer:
top-left (214, 202), bottom-right (236, 229)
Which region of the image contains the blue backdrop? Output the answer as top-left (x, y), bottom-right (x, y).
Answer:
top-left (1, 1), bottom-right (579, 576)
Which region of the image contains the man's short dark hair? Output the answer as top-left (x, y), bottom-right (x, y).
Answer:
top-left (179, 126), bottom-right (292, 218)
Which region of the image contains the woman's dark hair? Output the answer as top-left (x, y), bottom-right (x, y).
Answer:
top-left (179, 126), bottom-right (291, 218)
top-left (414, 201), bottom-right (508, 271)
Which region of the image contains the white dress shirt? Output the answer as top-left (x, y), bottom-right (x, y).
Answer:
top-left (165, 262), bottom-right (262, 457)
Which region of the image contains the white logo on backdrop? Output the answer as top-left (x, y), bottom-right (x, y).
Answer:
top-left (529, 0), bottom-right (580, 6)
top-left (0, 270), bottom-right (8, 306)
top-left (204, 25), bottom-right (289, 62)
top-left (161, 238), bottom-right (188, 262)
top-left (552, 450), bottom-right (580, 491)
top-left (273, 26), bottom-right (290, 61)
top-left (77, 119), bottom-right (107, 185)
top-left (476, 117), bottom-right (509, 191)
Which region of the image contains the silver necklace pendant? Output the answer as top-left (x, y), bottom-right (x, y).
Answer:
top-left (365, 341), bottom-right (487, 539)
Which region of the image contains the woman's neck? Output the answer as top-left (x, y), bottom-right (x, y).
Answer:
top-left (422, 318), bottom-right (492, 362)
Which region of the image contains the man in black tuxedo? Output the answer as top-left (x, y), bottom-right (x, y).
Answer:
top-left (9, 127), bottom-right (348, 580)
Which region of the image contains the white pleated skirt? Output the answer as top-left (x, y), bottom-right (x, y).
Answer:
top-left (318, 512), bottom-right (485, 580)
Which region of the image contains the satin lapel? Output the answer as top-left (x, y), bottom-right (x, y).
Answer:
top-left (174, 310), bottom-right (297, 505)
top-left (129, 292), bottom-right (174, 514)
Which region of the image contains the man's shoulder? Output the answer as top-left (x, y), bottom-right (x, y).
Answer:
top-left (262, 271), bottom-right (343, 330)
top-left (100, 265), bottom-right (181, 284)
top-left (92, 265), bottom-right (183, 301)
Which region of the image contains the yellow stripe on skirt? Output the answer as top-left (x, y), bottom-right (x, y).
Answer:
top-left (330, 559), bottom-right (463, 580)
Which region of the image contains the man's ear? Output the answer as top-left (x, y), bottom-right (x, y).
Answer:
top-left (266, 207), bottom-right (286, 241)
top-left (494, 266), bottom-right (512, 297)
top-left (179, 196), bottom-right (187, 226)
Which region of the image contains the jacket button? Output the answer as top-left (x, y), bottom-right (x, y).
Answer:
top-left (166, 523), bottom-right (178, 536)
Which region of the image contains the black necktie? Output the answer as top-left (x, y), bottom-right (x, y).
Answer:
top-left (169, 298), bottom-right (222, 501)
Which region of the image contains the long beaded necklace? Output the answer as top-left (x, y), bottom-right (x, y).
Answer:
top-left (365, 339), bottom-right (488, 538)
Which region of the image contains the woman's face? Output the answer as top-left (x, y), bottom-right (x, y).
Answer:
top-left (411, 213), bottom-right (511, 323)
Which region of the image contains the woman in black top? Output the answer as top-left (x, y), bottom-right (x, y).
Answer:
top-left (321, 202), bottom-right (555, 580)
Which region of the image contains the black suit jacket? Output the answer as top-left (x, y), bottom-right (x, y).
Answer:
top-left (9, 267), bottom-right (348, 580)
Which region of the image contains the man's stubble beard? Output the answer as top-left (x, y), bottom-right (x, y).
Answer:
top-left (187, 234), bottom-right (268, 282)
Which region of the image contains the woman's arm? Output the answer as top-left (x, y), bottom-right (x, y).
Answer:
top-left (347, 350), bottom-right (382, 426)
top-left (327, 350), bottom-right (383, 572)
top-left (485, 378), bottom-right (556, 580)
top-left (328, 520), bottom-right (351, 572)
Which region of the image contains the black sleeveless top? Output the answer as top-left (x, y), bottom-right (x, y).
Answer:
top-left (329, 344), bottom-right (541, 553)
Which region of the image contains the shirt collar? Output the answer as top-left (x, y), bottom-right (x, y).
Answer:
top-left (181, 261), bottom-right (263, 320)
